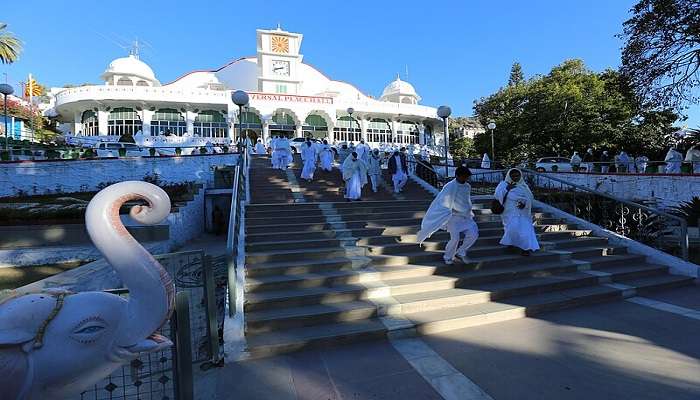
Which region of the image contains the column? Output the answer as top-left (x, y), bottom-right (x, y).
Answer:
top-left (226, 114), bottom-right (234, 141)
top-left (142, 109), bottom-right (154, 136)
top-left (295, 124), bottom-right (303, 138)
top-left (418, 124), bottom-right (426, 145)
top-left (185, 110), bottom-right (196, 136)
top-left (73, 111), bottom-right (81, 135)
top-left (391, 119), bottom-right (399, 145)
top-left (97, 110), bottom-right (109, 136)
top-left (360, 117), bottom-right (368, 142)
top-left (262, 119), bottom-right (270, 144)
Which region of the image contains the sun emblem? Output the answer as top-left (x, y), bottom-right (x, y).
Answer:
top-left (271, 35), bottom-right (289, 54)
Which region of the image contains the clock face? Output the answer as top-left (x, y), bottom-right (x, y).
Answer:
top-left (271, 35), bottom-right (289, 53)
top-left (272, 60), bottom-right (290, 76)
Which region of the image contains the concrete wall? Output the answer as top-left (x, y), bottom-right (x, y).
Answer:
top-left (541, 172), bottom-right (700, 209)
top-left (0, 153), bottom-right (238, 198)
top-left (167, 185), bottom-right (205, 248)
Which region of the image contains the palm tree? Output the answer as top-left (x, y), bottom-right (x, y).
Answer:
top-left (0, 23), bottom-right (22, 64)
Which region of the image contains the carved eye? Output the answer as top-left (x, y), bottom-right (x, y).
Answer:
top-left (71, 318), bottom-right (108, 343)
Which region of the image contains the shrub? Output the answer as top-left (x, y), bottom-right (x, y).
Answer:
top-left (222, 146), bottom-right (229, 153)
top-left (118, 148), bottom-right (127, 157)
top-left (149, 147), bottom-right (156, 156)
top-left (0, 151), bottom-right (8, 161)
top-left (175, 147), bottom-right (182, 156)
top-left (200, 147), bottom-right (208, 154)
top-left (81, 148), bottom-right (95, 158)
top-left (670, 197), bottom-right (700, 227)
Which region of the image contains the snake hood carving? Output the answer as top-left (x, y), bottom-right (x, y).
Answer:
top-left (0, 181), bottom-right (176, 399)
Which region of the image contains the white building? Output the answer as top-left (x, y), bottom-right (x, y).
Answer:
top-left (47, 27), bottom-right (443, 149)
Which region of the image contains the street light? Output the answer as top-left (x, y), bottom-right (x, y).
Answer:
top-left (346, 107), bottom-right (354, 143)
top-left (487, 119), bottom-right (496, 164)
top-left (0, 84), bottom-right (14, 150)
top-left (437, 105), bottom-right (451, 179)
top-left (231, 90), bottom-right (249, 148)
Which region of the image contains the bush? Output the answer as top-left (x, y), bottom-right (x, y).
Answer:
top-left (118, 148), bottom-right (127, 157)
top-left (175, 147), bottom-right (182, 156)
top-left (199, 147), bottom-right (208, 154)
top-left (149, 147), bottom-right (156, 156)
top-left (670, 197), bottom-right (700, 227)
top-left (81, 148), bottom-right (95, 158)
top-left (222, 146), bottom-right (229, 153)
top-left (46, 149), bottom-right (60, 159)
top-left (0, 151), bottom-right (8, 161)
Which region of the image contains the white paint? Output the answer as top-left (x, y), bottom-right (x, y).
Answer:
top-left (627, 297), bottom-right (700, 321)
top-left (534, 200), bottom-right (700, 278)
top-left (0, 154), bottom-right (237, 198)
top-left (391, 338), bottom-right (494, 400)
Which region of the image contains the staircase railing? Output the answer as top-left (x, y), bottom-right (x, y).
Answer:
top-left (522, 169), bottom-right (689, 260)
top-left (407, 159), bottom-right (443, 188)
top-left (226, 149), bottom-right (248, 317)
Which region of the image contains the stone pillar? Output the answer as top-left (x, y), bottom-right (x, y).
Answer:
top-left (262, 119), bottom-right (270, 144)
top-left (295, 124), bottom-right (303, 138)
top-left (185, 111), bottom-right (196, 136)
top-left (142, 109), bottom-right (154, 136)
top-left (97, 110), bottom-right (109, 136)
top-left (391, 119), bottom-right (399, 145)
top-left (73, 111), bottom-right (81, 135)
top-left (360, 117), bottom-right (368, 142)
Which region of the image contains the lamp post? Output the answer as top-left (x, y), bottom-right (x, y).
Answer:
top-left (231, 90), bottom-right (249, 150)
top-left (346, 107), bottom-right (354, 143)
top-left (437, 105), bottom-right (451, 179)
top-left (0, 84), bottom-right (14, 151)
top-left (487, 119), bottom-right (496, 164)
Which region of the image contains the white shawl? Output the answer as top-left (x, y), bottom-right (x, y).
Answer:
top-left (416, 179), bottom-right (472, 244)
top-left (341, 155), bottom-right (368, 184)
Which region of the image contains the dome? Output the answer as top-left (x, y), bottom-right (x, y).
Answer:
top-left (380, 76), bottom-right (420, 103)
top-left (101, 55), bottom-right (159, 85)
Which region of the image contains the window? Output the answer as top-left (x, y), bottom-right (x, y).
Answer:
top-left (81, 110), bottom-right (99, 136)
top-left (116, 77), bottom-right (133, 86)
top-left (136, 80), bottom-right (149, 87)
top-left (367, 118), bottom-right (391, 144)
top-left (107, 107), bottom-right (142, 137)
top-left (194, 110), bottom-right (227, 138)
top-left (333, 116), bottom-right (361, 143)
top-left (396, 121), bottom-right (419, 145)
top-left (275, 84), bottom-right (287, 94)
top-left (302, 114), bottom-right (328, 139)
top-left (152, 108), bottom-right (187, 136)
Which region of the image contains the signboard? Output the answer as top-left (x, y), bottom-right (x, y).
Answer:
top-left (249, 92), bottom-right (333, 105)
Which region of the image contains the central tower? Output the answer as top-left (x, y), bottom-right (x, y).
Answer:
top-left (256, 26), bottom-right (303, 94)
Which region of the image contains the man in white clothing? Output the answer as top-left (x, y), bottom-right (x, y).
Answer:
top-left (388, 148), bottom-right (408, 193)
top-left (342, 152), bottom-right (367, 201)
top-left (254, 139), bottom-right (266, 155)
top-left (417, 166), bottom-right (479, 265)
top-left (685, 145), bottom-right (700, 174)
top-left (367, 149), bottom-right (383, 192)
top-left (356, 139), bottom-right (370, 163)
top-left (664, 147), bottom-right (683, 174)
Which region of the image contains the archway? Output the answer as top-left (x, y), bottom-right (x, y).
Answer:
top-left (270, 109), bottom-right (297, 138)
top-left (302, 114), bottom-right (329, 140)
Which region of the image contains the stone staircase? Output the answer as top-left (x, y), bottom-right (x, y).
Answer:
top-left (241, 155), bottom-right (694, 358)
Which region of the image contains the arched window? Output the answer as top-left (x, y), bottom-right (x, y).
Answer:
top-left (302, 114), bottom-right (328, 139)
top-left (136, 80), bottom-right (149, 87)
top-left (81, 110), bottom-right (99, 136)
top-left (194, 110), bottom-right (227, 138)
top-left (152, 108), bottom-right (186, 136)
top-left (333, 116), bottom-right (360, 143)
top-left (367, 118), bottom-right (391, 144)
top-left (108, 107), bottom-right (142, 136)
top-left (424, 124), bottom-right (434, 146)
top-left (396, 120), bottom-right (419, 145)
top-left (269, 110), bottom-right (296, 138)
top-left (116, 77), bottom-right (133, 86)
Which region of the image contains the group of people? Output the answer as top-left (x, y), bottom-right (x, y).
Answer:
top-left (568, 146), bottom-right (700, 174)
top-left (340, 143), bottom-right (410, 200)
top-left (418, 166), bottom-right (539, 264)
top-left (265, 136), bottom-right (293, 170)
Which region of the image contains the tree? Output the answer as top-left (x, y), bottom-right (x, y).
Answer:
top-left (620, 0), bottom-right (700, 110)
top-left (473, 59), bottom-right (679, 164)
top-left (508, 62), bottom-right (524, 87)
top-left (0, 23), bottom-right (22, 64)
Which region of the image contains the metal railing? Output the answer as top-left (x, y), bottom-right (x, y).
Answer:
top-left (226, 147), bottom-right (249, 318)
top-left (523, 169), bottom-right (689, 260)
top-left (407, 158), bottom-right (443, 188)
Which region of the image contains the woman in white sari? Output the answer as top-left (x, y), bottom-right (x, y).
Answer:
top-left (254, 139), bottom-right (266, 155)
top-left (300, 140), bottom-right (316, 181)
top-left (341, 152), bottom-right (367, 201)
top-left (319, 140), bottom-right (334, 171)
top-left (270, 136), bottom-right (280, 168)
top-left (276, 137), bottom-right (293, 170)
top-left (494, 168), bottom-right (540, 256)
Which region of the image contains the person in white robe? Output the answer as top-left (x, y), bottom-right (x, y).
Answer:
top-left (279, 137), bottom-right (293, 170)
top-left (300, 140), bottom-right (317, 181)
top-left (254, 139), bottom-right (266, 155)
top-left (342, 152), bottom-right (367, 201)
top-left (416, 166), bottom-right (479, 264)
top-left (481, 153), bottom-right (491, 169)
top-left (685, 145), bottom-right (700, 174)
top-left (664, 147), bottom-right (683, 174)
top-left (367, 149), bottom-right (383, 192)
top-left (570, 152), bottom-right (582, 172)
top-left (318, 140), bottom-right (334, 172)
top-left (270, 136), bottom-right (280, 168)
top-left (420, 145), bottom-right (430, 161)
top-left (616, 151), bottom-right (630, 173)
top-left (356, 140), bottom-right (370, 163)
top-left (388, 149), bottom-right (408, 193)
top-left (635, 155), bottom-right (649, 174)
top-left (494, 168), bottom-right (540, 256)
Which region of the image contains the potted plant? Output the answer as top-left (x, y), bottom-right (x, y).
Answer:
top-left (200, 146), bottom-right (208, 154)
top-left (149, 147), bottom-right (156, 157)
top-left (118, 147), bottom-right (127, 157)
top-left (0, 151), bottom-right (8, 161)
top-left (175, 147), bottom-right (182, 156)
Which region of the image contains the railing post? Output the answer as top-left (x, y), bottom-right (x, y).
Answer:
top-left (680, 221), bottom-right (689, 261)
top-left (202, 256), bottom-right (221, 364)
top-left (172, 291), bottom-right (193, 400)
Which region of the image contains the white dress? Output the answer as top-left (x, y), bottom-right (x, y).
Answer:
top-left (277, 139), bottom-right (292, 170)
top-left (664, 150), bottom-right (682, 174)
top-left (319, 146), bottom-right (334, 171)
top-left (270, 138), bottom-right (279, 168)
top-left (254, 142), bottom-right (266, 154)
top-left (367, 155), bottom-right (382, 192)
top-left (342, 156), bottom-right (367, 200)
top-left (300, 144), bottom-right (316, 180)
top-left (494, 181), bottom-right (540, 251)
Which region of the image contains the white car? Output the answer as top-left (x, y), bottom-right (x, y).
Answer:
top-left (95, 142), bottom-right (149, 158)
top-left (535, 157), bottom-right (572, 172)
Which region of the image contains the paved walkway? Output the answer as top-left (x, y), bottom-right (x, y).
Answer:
top-left (196, 284), bottom-right (700, 399)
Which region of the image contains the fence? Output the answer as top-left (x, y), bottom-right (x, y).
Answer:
top-left (226, 148), bottom-right (249, 318)
top-left (78, 249), bottom-right (223, 400)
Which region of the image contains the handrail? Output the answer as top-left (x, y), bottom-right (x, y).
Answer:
top-left (225, 154), bottom-right (243, 317)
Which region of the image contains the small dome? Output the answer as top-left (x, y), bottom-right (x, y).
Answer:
top-left (101, 55), bottom-right (159, 85)
top-left (381, 76), bottom-right (418, 98)
top-left (380, 76), bottom-right (420, 103)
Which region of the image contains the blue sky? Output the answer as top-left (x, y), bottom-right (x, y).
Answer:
top-left (2, 0), bottom-right (698, 127)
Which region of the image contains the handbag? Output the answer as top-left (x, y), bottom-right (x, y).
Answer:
top-left (490, 185), bottom-right (513, 215)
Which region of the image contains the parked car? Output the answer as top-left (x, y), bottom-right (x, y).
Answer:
top-left (535, 157), bottom-right (572, 172)
top-left (94, 142), bottom-right (150, 158)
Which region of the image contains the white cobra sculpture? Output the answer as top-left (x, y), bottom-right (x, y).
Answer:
top-left (0, 181), bottom-right (176, 399)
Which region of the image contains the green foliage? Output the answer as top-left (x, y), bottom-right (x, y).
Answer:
top-left (118, 148), bottom-right (127, 157)
top-left (199, 146), bottom-right (208, 154)
top-left (620, 0), bottom-right (700, 111)
top-left (670, 196), bottom-right (700, 227)
top-left (450, 137), bottom-right (475, 159)
top-left (175, 147), bottom-right (182, 156)
top-left (149, 147), bottom-right (156, 156)
top-left (0, 23), bottom-right (22, 64)
top-left (508, 62), bottom-right (524, 87)
top-left (473, 59), bottom-right (679, 164)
